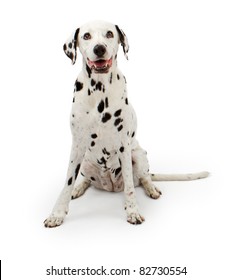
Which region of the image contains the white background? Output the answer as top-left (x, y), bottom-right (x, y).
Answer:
top-left (0, 0), bottom-right (231, 279)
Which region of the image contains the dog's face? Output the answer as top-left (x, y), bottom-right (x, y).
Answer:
top-left (79, 21), bottom-right (119, 74)
top-left (63, 20), bottom-right (129, 74)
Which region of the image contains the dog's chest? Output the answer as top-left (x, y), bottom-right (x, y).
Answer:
top-left (71, 70), bottom-right (129, 141)
top-left (70, 70), bottom-right (136, 191)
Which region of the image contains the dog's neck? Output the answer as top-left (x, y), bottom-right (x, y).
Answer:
top-left (82, 59), bottom-right (119, 84)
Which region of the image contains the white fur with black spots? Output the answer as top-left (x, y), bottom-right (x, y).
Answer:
top-left (44, 20), bottom-right (209, 228)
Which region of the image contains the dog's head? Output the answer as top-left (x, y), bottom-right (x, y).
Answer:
top-left (63, 20), bottom-right (129, 74)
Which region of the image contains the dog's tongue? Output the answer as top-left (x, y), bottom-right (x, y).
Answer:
top-left (88, 57), bottom-right (113, 69)
top-left (94, 60), bottom-right (107, 68)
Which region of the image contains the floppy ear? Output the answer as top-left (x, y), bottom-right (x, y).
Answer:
top-left (63, 28), bottom-right (79, 65)
top-left (115, 25), bottom-right (129, 60)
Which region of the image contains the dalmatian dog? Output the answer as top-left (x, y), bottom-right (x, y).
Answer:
top-left (44, 20), bottom-right (209, 227)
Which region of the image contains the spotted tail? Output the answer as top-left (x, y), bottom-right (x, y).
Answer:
top-left (150, 171), bottom-right (209, 181)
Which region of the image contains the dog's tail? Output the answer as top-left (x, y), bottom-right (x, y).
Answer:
top-left (150, 171), bottom-right (209, 181)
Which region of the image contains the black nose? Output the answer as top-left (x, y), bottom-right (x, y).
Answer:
top-left (93, 44), bottom-right (106, 57)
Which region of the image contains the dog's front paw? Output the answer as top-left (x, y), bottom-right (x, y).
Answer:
top-left (127, 212), bottom-right (145, 225)
top-left (44, 212), bottom-right (66, 228)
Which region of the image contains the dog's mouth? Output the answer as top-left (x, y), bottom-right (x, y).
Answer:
top-left (87, 57), bottom-right (113, 73)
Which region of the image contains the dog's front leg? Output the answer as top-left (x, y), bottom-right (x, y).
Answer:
top-left (44, 142), bottom-right (85, 228)
top-left (120, 148), bottom-right (145, 224)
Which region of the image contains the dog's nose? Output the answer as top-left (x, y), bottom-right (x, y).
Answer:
top-left (93, 44), bottom-right (106, 57)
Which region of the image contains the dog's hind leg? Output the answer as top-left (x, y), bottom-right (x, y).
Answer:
top-left (140, 176), bottom-right (162, 199)
top-left (71, 178), bottom-right (90, 199)
top-left (132, 145), bottom-right (162, 199)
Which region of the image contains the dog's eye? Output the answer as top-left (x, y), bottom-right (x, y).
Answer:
top-left (106, 31), bottom-right (114, 38)
top-left (83, 33), bottom-right (91, 40)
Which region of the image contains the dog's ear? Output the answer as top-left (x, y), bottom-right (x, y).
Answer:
top-left (115, 25), bottom-right (129, 60)
top-left (63, 28), bottom-right (79, 65)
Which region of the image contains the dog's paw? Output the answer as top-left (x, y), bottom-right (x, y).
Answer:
top-left (127, 212), bottom-right (145, 225)
top-left (71, 180), bottom-right (90, 199)
top-left (71, 186), bottom-right (85, 199)
top-left (44, 212), bottom-right (66, 228)
top-left (145, 186), bottom-right (162, 199)
top-left (141, 178), bottom-right (162, 199)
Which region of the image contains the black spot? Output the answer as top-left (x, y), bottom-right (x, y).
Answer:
top-left (73, 97), bottom-right (75, 103)
top-left (125, 98), bottom-right (128, 105)
top-left (91, 141), bottom-right (95, 147)
top-left (68, 42), bottom-right (72, 48)
top-left (105, 97), bottom-right (109, 108)
top-left (102, 113), bottom-right (112, 123)
top-left (91, 79), bottom-right (96, 86)
top-left (69, 52), bottom-right (74, 61)
top-left (74, 80), bottom-right (83, 92)
top-left (96, 81), bottom-right (103, 91)
top-left (86, 64), bottom-right (92, 78)
top-left (115, 54), bottom-right (117, 60)
top-left (131, 131), bottom-right (135, 137)
top-left (109, 73), bottom-right (113, 84)
top-left (99, 157), bottom-right (106, 164)
top-left (63, 44), bottom-right (67, 51)
top-left (91, 133), bottom-right (98, 139)
top-left (115, 167), bottom-right (121, 176)
top-left (114, 109), bottom-right (122, 117)
top-left (117, 74), bottom-right (120, 80)
top-left (119, 146), bottom-right (124, 153)
top-left (80, 172), bottom-right (85, 177)
top-left (114, 118), bottom-right (122, 126)
top-left (98, 100), bottom-right (105, 113)
top-left (73, 28), bottom-right (79, 48)
top-left (68, 177), bottom-right (73, 186)
top-left (90, 177), bottom-right (96, 181)
top-left (102, 148), bottom-right (110, 156)
top-left (123, 76), bottom-right (127, 83)
top-left (117, 125), bottom-right (123, 132)
top-left (75, 164), bottom-right (80, 179)
top-left (88, 89), bottom-right (91, 96)
top-left (72, 114), bottom-right (75, 117)
top-left (97, 157), bottom-right (107, 168)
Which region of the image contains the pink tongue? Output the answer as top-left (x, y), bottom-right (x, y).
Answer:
top-left (94, 60), bottom-right (107, 68)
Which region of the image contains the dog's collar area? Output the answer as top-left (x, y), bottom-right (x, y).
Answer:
top-left (87, 57), bottom-right (113, 73)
